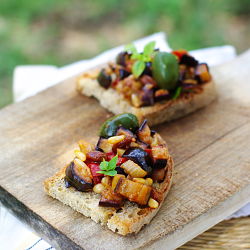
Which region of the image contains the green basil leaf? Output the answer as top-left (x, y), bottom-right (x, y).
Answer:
top-left (100, 159), bottom-right (109, 170)
top-left (125, 44), bottom-right (138, 55)
top-left (108, 154), bottom-right (118, 170)
top-left (102, 170), bottom-right (117, 176)
top-left (172, 86), bottom-right (182, 99)
top-left (131, 53), bottom-right (142, 60)
top-left (132, 60), bottom-right (146, 78)
top-left (143, 41), bottom-right (156, 57)
top-left (96, 170), bottom-right (106, 174)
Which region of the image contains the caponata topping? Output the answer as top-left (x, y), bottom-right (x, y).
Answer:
top-left (65, 114), bottom-right (170, 209)
top-left (96, 43), bottom-right (212, 107)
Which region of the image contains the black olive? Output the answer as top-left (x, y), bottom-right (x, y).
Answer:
top-left (119, 68), bottom-right (130, 80)
top-left (65, 162), bottom-right (93, 192)
top-left (116, 52), bottom-right (128, 66)
top-left (179, 54), bottom-right (198, 67)
top-left (97, 69), bottom-right (112, 89)
top-left (123, 147), bottom-right (152, 173)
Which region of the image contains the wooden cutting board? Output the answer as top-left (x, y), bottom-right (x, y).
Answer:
top-left (0, 50), bottom-right (250, 250)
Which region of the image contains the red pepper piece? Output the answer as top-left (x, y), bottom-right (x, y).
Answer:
top-left (117, 156), bottom-right (127, 166)
top-left (106, 152), bottom-right (115, 161)
top-left (107, 152), bottom-right (127, 166)
top-left (89, 163), bottom-right (103, 184)
top-left (172, 50), bottom-right (187, 60)
top-left (144, 149), bottom-right (152, 155)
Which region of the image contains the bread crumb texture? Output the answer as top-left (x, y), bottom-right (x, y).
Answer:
top-left (77, 72), bottom-right (217, 126)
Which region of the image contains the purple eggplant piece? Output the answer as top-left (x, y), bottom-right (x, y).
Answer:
top-left (96, 137), bottom-right (113, 153)
top-left (137, 119), bottom-right (152, 144)
top-left (119, 68), bottom-right (130, 80)
top-left (64, 178), bottom-right (71, 188)
top-left (150, 130), bottom-right (156, 136)
top-left (116, 51), bottom-right (129, 66)
top-left (138, 119), bottom-right (148, 132)
top-left (153, 158), bottom-right (168, 169)
top-left (151, 146), bottom-right (168, 169)
top-left (152, 168), bottom-right (166, 182)
top-left (86, 151), bottom-right (107, 162)
top-left (180, 54), bottom-right (198, 67)
top-left (116, 126), bottom-right (135, 139)
top-left (195, 63), bottom-right (210, 83)
top-left (154, 89), bottom-right (170, 102)
top-left (181, 83), bottom-right (196, 89)
top-left (142, 62), bottom-right (152, 76)
top-left (112, 137), bottom-right (132, 153)
top-left (123, 147), bottom-right (152, 174)
top-left (140, 86), bottom-right (154, 106)
top-left (116, 166), bottom-right (127, 176)
top-left (178, 69), bottom-right (186, 82)
top-left (95, 137), bottom-right (104, 152)
top-left (65, 162), bottom-right (93, 192)
top-left (137, 139), bottom-right (150, 150)
top-left (99, 197), bottom-right (123, 208)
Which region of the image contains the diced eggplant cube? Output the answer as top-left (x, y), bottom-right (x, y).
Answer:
top-left (180, 54), bottom-right (198, 67)
top-left (137, 120), bottom-right (152, 144)
top-left (140, 85), bottom-right (154, 106)
top-left (115, 178), bottom-right (152, 205)
top-left (151, 146), bottom-right (168, 168)
top-left (96, 137), bottom-right (113, 153)
top-left (195, 63), bottom-right (211, 83)
top-left (99, 197), bottom-right (123, 208)
top-left (116, 127), bottom-right (135, 139)
top-left (123, 147), bottom-right (152, 174)
top-left (152, 168), bottom-right (166, 182)
top-left (99, 186), bottom-right (124, 208)
top-left (154, 89), bottom-right (170, 102)
top-left (65, 161), bottom-right (93, 192)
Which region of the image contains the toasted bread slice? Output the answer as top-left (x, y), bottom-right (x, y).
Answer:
top-left (44, 134), bottom-right (173, 236)
top-left (77, 69), bottom-right (216, 126)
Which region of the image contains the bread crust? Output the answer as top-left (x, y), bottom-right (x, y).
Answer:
top-left (44, 134), bottom-right (173, 235)
top-left (77, 69), bottom-right (216, 126)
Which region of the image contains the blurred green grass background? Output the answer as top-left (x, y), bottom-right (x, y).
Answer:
top-left (0, 0), bottom-right (249, 108)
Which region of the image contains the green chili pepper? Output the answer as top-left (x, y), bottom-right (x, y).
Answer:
top-left (152, 52), bottom-right (179, 90)
top-left (99, 113), bottom-right (139, 138)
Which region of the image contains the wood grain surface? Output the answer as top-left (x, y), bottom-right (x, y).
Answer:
top-left (0, 50), bottom-right (250, 250)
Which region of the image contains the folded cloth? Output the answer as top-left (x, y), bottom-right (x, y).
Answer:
top-left (1, 32), bottom-right (248, 250)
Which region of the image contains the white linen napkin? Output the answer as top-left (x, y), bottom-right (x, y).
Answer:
top-left (1, 32), bottom-right (248, 250)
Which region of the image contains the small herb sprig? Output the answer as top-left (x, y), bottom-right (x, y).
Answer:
top-left (172, 86), bottom-right (182, 99)
top-left (97, 155), bottom-right (118, 176)
top-left (125, 41), bottom-right (156, 78)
